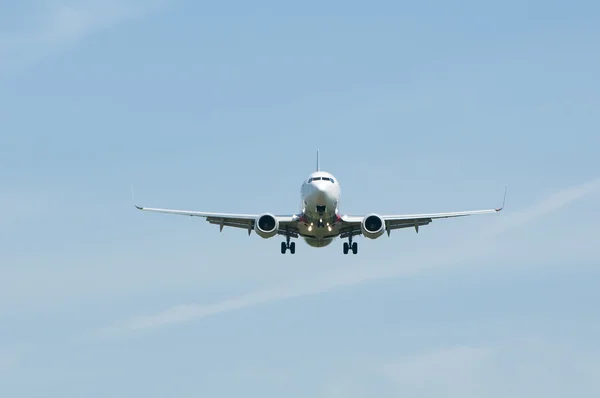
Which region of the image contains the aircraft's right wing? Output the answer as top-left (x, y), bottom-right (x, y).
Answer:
top-left (134, 204), bottom-right (300, 235)
top-left (131, 188), bottom-right (301, 237)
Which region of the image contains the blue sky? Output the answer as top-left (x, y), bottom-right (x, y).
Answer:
top-left (1, 0), bottom-right (600, 396)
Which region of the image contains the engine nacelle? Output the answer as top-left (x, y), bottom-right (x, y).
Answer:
top-left (361, 213), bottom-right (386, 239)
top-left (254, 213), bottom-right (279, 239)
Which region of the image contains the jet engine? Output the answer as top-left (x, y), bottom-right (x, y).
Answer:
top-left (361, 214), bottom-right (386, 239)
top-left (254, 213), bottom-right (279, 239)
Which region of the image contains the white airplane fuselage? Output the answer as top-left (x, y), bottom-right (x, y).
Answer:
top-left (298, 171), bottom-right (342, 247)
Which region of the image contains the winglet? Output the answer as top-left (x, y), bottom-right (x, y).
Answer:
top-left (496, 186), bottom-right (508, 212)
top-left (316, 149), bottom-right (320, 171)
top-left (130, 185), bottom-right (143, 210)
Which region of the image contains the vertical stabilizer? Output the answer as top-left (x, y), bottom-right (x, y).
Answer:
top-left (316, 150), bottom-right (320, 171)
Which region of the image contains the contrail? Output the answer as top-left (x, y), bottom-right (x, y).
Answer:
top-left (97, 178), bottom-right (600, 337)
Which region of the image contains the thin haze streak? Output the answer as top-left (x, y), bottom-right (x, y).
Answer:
top-left (98, 178), bottom-right (600, 337)
top-left (0, 0), bottom-right (167, 71)
top-left (0, 356), bottom-right (14, 372)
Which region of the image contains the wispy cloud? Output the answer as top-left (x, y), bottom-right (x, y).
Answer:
top-left (0, 0), bottom-right (167, 71)
top-left (0, 191), bottom-right (54, 226)
top-left (0, 355), bottom-right (15, 372)
top-left (98, 177), bottom-right (600, 337)
top-left (379, 339), bottom-right (600, 398)
top-left (486, 177), bottom-right (600, 235)
top-left (381, 345), bottom-right (495, 395)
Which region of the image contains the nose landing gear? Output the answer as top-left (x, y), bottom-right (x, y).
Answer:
top-left (316, 205), bottom-right (326, 227)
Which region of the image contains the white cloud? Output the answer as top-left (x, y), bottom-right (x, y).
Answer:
top-left (97, 177), bottom-right (600, 337)
top-left (0, 355), bottom-right (15, 372)
top-left (234, 366), bottom-right (289, 385)
top-left (381, 346), bottom-right (494, 396)
top-left (0, 0), bottom-right (167, 70)
top-left (485, 177), bottom-right (600, 236)
top-left (379, 340), bottom-right (600, 398)
top-left (0, 191), bottom-right (54, 227)
top-left (321, 377), bottom-right (368, 398)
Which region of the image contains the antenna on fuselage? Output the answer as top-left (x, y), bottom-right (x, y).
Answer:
top-left (316, 149), bottom-right (320, 171)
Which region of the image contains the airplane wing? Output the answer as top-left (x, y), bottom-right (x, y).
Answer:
top-left (338, 188), bottom-right (507, 238)
top-left (131, 189), bottom-right (300, 237)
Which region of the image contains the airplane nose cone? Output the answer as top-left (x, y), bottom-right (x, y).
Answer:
top-left (312, 183), bottom-right (329, 203)
top-left (315, 182), bottom-right (327, 193)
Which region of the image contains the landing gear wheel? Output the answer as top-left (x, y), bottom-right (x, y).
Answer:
top-left (281, 234), bottom-right (295, 254)
top-left (343, 235), bottom-right (357, 255)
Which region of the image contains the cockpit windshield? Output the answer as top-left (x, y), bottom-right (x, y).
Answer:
top-left (308, 176), bottom-right (335, 183)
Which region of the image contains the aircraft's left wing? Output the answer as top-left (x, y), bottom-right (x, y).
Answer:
top-left (338, 189), bottom-right (506, 238)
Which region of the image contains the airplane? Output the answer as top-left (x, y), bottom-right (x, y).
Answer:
top-left (132, 151), bottom-right (506, 254)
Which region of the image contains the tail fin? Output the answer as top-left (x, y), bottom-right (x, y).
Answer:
top-left (316, 150), bottom-right (320, 171)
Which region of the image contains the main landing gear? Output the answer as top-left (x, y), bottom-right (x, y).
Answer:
top-left (281, 234), bottom-right (295, 254)
top-left (343, 235), bottom-right (358, 255)
top-left (316, 206), bottom-right (326, 228)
